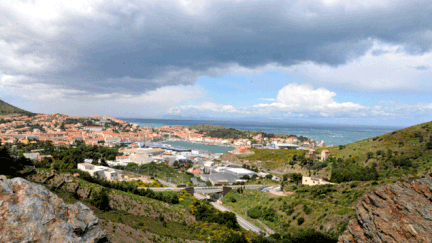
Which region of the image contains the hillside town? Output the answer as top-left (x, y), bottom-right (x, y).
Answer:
top-left (0, 114), bottom-right (325, 150)
top-left (1, 113), bottom-right (331, 187)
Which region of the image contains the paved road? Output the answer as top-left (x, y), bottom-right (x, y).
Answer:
top-left (141, 184), bottom-right (272, 192)
top-left (194, 193), bottom-right (268, 235)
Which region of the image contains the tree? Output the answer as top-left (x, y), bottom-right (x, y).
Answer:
top-left (427, 136), bottom-right (432, 150)
top-left (91, 187), bottom-right (111, 211)
top-left (387, 149), bottom-right (393, 159)
top-left (0, 147), bottom-right (31, 177)
top-left (240, 175), bottom-right (250, 180)
top-left (376, 150), bottom-right (383, 157)
top-left (288, 160), bottom-right (297, 168)
top-left (366, 152), bottom-right (374, 160)
top-left (206, 181), bottom-right (212, 187)
top-left (247, 206), bottom-right (262, 219)
top-left (173, 160), bottom-right (179, 168)
top-left (100, 157), bottom-right (108, 166)
top-left (223, 232), bottom-right (248, 243)
top-left (288, 173), bottom-right (303, 185)
top-left (297, 217), bottom-right (305, 225)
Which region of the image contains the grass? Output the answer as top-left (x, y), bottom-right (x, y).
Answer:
top-left (221, 180), bottom-right (396, 236)
top-left (125, 162), bottom-right (193, 185)
top-left (53, 190), bottom-right (202, 241)
top-left (239, 148), bottom-right (307, 170)
top-left (237, 121), bottom-right (432, 180)
top-left (326, 121), bottom-right (432, 179)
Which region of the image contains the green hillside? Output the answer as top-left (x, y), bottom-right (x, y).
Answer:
top-left (327, 121), bottom-right (432, 180)
top-left (0, 99), bottom-right (35, 116)
top-left (189, 124), bottom-right (230, 131)
top-left (223, 121), bottom-right (432, 239)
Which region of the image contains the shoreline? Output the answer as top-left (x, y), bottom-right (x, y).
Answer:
top-left (165, 138), bottom-right (237, 148)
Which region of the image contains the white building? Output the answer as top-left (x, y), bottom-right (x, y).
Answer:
top-left (77, 163), bottom-right (122, 181)
top-left (204, 161), bottom-right (215, 167)
top-left (77, 163), bottom-right (94, 171)
top-left (23, 153), bottom-right (40, 161)
top-left (225, 168), bottom-right (257, 178)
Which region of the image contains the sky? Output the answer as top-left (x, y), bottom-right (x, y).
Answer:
top-left (1, 0), bottom-right (432, 127)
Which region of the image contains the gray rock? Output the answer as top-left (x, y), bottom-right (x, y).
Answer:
top-left (339, 178), bottom-right (432, 243)
top-left (0, 175), bottom-right (109, 242)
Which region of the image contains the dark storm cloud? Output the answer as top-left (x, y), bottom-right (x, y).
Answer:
top-left (2, 0), bottom-right (432, 94)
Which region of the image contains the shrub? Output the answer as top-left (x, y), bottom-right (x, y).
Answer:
top-left (91, 187), bottom-right (111, 211)
top-left (283, 228), bottom-right (337, 243)
top-left (297, 217), bottom-right (305, 225)
top-left (303, 205), bottom-right (312, 214)
top-left (286, 208), bottom-right (295, 216)
top-left (392, 157), bottom-right (412, 168)
top-left (247, 206), bottom-right (262, 219)
top-left (350, 182), bottom-right (359, 188)
top-left (262, 207), bottom-right (277, 222)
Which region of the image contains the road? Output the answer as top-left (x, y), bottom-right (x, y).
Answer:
top-left (194, 193), bottom-right (270, 235)
top-left (140, 184), bottom-right (272, 192)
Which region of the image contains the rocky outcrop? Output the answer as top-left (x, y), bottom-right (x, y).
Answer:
top-left (0, 175), bottom-right (109, 243)
top-left (339, 178), bottom-right (432, 243)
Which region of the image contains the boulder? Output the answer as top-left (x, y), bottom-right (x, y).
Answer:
top-left (339, 178), bottom-right (432, 243)
top-left (0, 175), bottom-right (109, 242)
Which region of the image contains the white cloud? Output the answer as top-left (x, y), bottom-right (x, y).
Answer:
top-left (169, 102), bottom-right (245, 115)
top-left (260, 98), bottom-right (276, 101)
top-left (252, 83), bottom-right (365, 115)
top-left (286, 40), bottom-right (432, 92)
top-left (114, 85), bottom-right (205, 106)
top-left (0, 74), bottom-right (86, 100)
top-left (170, 83), bottom-right (432, 120)
top-left (171, 83), bottom-right (366, 117)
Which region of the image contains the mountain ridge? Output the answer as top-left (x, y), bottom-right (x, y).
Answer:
top-left (0, 99), bottom-right (35, 116)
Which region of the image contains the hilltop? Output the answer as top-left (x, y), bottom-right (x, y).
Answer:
top-left (326, 120), bottom-right (432, 180)
top-left (189, 124), bottom-right (230, 131)
top-left (189, 124), bottom-right (310, 142)
top-left (0, 99), bottom-right (35, 116)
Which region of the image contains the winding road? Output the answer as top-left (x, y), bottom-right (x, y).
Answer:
top-left (194, 193), bottom-right (273, 236)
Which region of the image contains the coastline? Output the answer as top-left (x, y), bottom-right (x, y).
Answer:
top-left (125, 118), bottom-right (400, 146)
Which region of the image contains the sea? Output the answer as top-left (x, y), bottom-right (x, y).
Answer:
top-left (122, 118), bottom-right (402, 146)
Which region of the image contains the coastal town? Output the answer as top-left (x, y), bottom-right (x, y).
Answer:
top-left (0, 113), bottom-right (326, 150)
top-left (1, 113), bottom-right (330, 188)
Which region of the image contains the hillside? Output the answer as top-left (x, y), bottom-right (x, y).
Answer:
top-left (326, 120), bottom-right (432, 180)
top-left (189, 124), bottom-right (307, 142)
top-left (218, 121), bottom-right (432, 240)
top-left (189, 124), bottom-right (229, 131)
top-left (0, 99), bottom-right (35, 116)
top-left (233, 121), bottom-right (432, 181)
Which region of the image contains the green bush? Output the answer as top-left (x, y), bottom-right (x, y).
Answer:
top-left (350, 182), bottom-right (359, 188)
top-left (303, 205), bottom-right (312, 214)
top-left (283, 228), bottom-right (337, 243)
top-left (91, 187), bottom-right (111, 211)
top-left (297, 217), bottom-right (305, 225)
top-left (262, 207), bottom-right (277, 222)
top-left (247, 206), bottom-right (262, 219)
